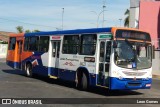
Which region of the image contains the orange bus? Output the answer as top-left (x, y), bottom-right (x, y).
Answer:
top-left (6, 33), bottom-right (24, 69)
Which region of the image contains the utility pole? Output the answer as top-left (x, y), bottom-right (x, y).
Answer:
top-left (119, 18), bottom-right (122, 27)
top-left (62, 8), bottom-right (64, 30)
top-left (102, 0), bottom-right (106, 27)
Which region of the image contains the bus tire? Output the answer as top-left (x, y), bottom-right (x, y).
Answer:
top-left (77, 72), bottom-right (88, 90)
top-left (26, 64), bottom-right (33, 77)
top-left (81, 72), bottom-right (88, 90)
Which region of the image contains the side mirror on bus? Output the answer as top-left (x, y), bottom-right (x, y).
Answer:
top-left (113, 41), bottom-right (117, 48)
top-left (152, 45), bottom-right (155, 59)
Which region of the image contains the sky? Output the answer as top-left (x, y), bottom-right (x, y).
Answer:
top-left (0, 0), bottom-right (130, 32)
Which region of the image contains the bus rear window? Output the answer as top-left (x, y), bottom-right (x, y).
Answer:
top-left (9, 37), bottom-right (16, 50)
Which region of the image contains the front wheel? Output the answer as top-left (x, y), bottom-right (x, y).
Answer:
top-left (81, 73), bottom-right (88, 90)
top-left (77, 72), bottom-right (88, 90)
top-left (26, 64), bottom-right (33, 77)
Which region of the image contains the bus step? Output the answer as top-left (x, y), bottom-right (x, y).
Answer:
top-left (48, 75), bottom-right (58, 79)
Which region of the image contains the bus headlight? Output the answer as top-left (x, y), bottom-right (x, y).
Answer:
top-left (113, 71), bottom-right (124, 80)
top-left (118, 76), bottom-right (124, 80)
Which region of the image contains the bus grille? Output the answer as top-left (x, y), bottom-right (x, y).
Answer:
top-left (122, 71), bottom-right (147, 76)
top-left (128, 83), bottom-right (141, 86)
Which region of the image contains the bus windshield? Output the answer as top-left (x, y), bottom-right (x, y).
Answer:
top-left (114, 40), bottom-right (152, 69)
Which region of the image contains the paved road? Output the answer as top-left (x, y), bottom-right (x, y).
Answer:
top-left (0, 61), bottom-right (160, 107)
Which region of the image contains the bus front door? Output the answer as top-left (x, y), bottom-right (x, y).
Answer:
top-left (98, 40), bottom-right (111, 87)
top-left (51, 40), bottom-right (61, 77)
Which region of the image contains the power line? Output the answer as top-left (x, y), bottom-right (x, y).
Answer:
top-left (0, 17), bottom-right (56, 28)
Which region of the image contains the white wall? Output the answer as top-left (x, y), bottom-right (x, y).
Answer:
top-left (129, 0), bottom-right (140, 28)
top-left (152, 51), bottom-right (160, 76)
top-left (0, 44), bottom-right (8, 58)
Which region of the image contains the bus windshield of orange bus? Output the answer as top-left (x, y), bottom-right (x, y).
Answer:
top-left (114, 30), bottom-right (152, 70)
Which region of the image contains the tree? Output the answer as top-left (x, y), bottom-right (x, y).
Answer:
top-left (124, 9), bottom-right (130, 27)
top-left (33, 29), bottom-right (40, 32)
top-left (25, 29), bottom-right (31, 33)
top-left (16, 26), bottom-right (40, 33)
top-left (16, 26), bottom-right (24, 33)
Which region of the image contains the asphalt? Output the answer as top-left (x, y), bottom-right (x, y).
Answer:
top-left (0, 60), bottom-right (160, 107)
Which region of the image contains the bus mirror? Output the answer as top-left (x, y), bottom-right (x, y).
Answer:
top-left (152, 45), bottom-right (155, 59)
top-left (113, 41), bottom-right (117, 48)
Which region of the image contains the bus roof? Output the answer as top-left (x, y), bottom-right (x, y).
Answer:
top-left (111, 27), bottom-right (150, 36)
top-left (25, 27), bottom-right (112, 37)
top-left (24, 27), bottom-right (150, 39)
top-left (9, 33), bottom-right (24, 37)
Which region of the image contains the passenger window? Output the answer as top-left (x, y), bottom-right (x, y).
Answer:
top-left (62, 35), bottom-right (79, 54)
top-left (9, 37), bottom-right (16, 50)
top-left (28, 37), bottom-right (39, 51)
top-left (39, 36), bottom-right (49, 52)
top-left (80, 34), bottom-right (97, 55)
top-left (24, 37), bottom-right (29, 51)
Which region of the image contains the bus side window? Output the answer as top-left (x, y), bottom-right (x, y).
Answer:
top-left (9, 37), bottom-right (16, 50)
top-left (29, 37), bottom-right (39, 51)
top-left (80, 34), bottom-right (97, 55)
top-left (24, 37), bottom-right (29, 51)
top-left (39, 36), bottom-right (49, 52)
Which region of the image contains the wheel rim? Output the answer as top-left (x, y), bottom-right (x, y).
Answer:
top-left (26, 65), bottom-right (31, 76)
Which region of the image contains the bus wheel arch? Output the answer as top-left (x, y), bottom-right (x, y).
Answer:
top-left (25, 61), bottom-right (33, 77)
top-left (76, 67), bottom-right (90, 90)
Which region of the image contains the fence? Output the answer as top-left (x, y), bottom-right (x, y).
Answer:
top-left (0, 44), bottom-right (8, 58)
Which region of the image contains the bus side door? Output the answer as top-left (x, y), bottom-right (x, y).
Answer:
top-left (49, 39), bottom-right (61, 77)
top-left (98, 40), bottom-right (111, 87)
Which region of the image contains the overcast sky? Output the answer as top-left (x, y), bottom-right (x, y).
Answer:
top-left (0, 0), bottom-right (130, 32)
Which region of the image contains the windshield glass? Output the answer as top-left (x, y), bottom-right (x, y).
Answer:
top-left (114, 40), bottom-right (152, 69)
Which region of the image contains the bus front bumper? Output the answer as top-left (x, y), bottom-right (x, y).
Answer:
top-left (110, 77), bottom-right (152, 90)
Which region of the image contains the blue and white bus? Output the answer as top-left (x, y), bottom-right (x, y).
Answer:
top-left (6, 27), bottom-right (154, 90)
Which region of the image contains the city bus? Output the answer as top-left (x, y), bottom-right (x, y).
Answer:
top-left (6, 27), bottom-right (154, 90)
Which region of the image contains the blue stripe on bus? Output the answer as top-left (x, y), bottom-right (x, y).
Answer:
top-left (58, 69), bottom-right (76, 81)
top-left (48, 67), bottom-right (97, 85)
top-left (110, 77), bottom-right (152, 90)
top-left (6, 61), bottom-right (20, 69)
top-left (25, 28), bottom-right (112, 36)
top-left (32, 65), bottom-right (48, 76)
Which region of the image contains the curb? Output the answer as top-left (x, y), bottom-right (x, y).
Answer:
top-left (152, 74), bottom-right (160, 79)
top-left (0, 58), bottom-right (6, 63)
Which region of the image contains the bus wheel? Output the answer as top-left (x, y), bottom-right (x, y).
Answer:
top-left (77, 72), bottom-right (88, 90)
top-left (26, 64), bottom-right (33, 77)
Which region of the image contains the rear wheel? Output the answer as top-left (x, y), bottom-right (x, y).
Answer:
top-left (26, 64), bottom-right (33, 77)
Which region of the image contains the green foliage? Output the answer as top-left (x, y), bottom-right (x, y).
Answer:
top-left (33, 29), bottom-right (40, 32)
top-left (16, 26), bottom-right (24, 33)
top-left (0, 41), bottom-right (8, 44)
top-left (25, 29), bottom-right (31, 33)
top-left (124, 9), bottom-right (130, 27)
top-left (16, 26), bottom-right (40, 33)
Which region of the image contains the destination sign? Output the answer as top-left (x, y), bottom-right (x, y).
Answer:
top-left (99, 34), bottom-right (113, 39)
top-left (115, 30), bottom-right (151, 41)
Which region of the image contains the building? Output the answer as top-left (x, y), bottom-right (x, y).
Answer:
top-left (0, 31), bottom-right (11, 43)
top-left (129, 0), bottom-right (160, 48)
